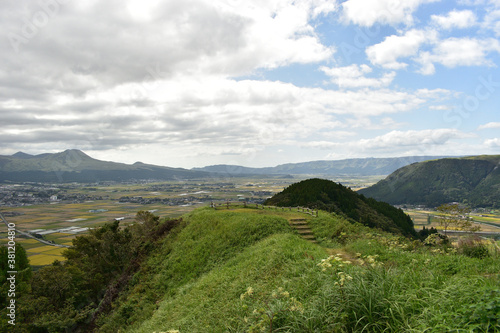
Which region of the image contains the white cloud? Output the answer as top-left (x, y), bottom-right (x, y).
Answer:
top-left (484, 9), bottom-right (500, 36)
top-left (431, 10), bottom-right (477, 29)
top-left (485, 138), bottom-right (500, 146)
top-left (0, 0), bottom-right (335, 96)
top-left (0, 74), bottom-right (452, 156)
top-left (478, 122), bottom-right (500, 129)
top-left (300, 128), bottom-right (472, 156)
top-left (358, 129), bottom-right (471, 150)
top-left (320, 64), bottom-right (396, 88)
top-left (416, 37), bottom-right (500, 74)
top-left (342, 0), bottom-right (438, 27)
top-left (366, 29), bottom-right (437, 69)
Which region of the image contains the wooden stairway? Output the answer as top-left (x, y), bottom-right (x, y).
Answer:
top-left (289, 218), bottom-right (317, 243)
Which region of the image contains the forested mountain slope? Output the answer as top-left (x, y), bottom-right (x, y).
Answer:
top-left (358, 155), bottom-right (500, 207)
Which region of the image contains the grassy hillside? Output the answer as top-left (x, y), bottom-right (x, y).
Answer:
top-left (101, 208), bottom-right (499, 332)
top-left (7, 207), bottom-right (500, 332)
top-left (359, 156), bottom-right (500, 207)
top-left (264, 178), bottom-right (416, 237)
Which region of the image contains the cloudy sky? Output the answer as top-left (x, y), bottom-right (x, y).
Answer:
top-left (2, 0), bottom-right (500, 168)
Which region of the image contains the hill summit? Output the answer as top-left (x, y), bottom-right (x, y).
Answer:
top-left (264, 178), bottom-right (416, 237)
top-left (359, 155), bottom-right (500, 207)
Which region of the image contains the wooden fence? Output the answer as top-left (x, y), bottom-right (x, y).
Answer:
top-left (209, 201), bottom-right (319, 217)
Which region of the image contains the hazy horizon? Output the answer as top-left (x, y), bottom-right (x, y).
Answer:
top-left (2, 0), bottom-right (500, 168)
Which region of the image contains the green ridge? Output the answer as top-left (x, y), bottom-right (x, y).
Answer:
top-left (359, 155), bottom-right (500, 207)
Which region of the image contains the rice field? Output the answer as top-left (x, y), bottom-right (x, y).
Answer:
top-left (0, 178), bottom-right (301, 266)
top-left (406, 209), bottom-right (500, 234)
top-left (0, 176), bottom-right (445, 266)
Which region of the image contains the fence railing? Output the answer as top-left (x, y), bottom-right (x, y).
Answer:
top-left (210, 201), bottom-right (319, 217)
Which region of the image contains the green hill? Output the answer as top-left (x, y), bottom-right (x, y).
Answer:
top-left (264, 178), bottom-right (416, 237)
top-left (0, 149), bottom-right (209, 182)
top-left (7, 207), bottom-right (500, 332)
top-left (358, 155), bottom-right (500, 207)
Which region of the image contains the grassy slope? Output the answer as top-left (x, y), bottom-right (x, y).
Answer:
top-left (97, 207), bottom-right (500, 332)
top-left (97, 208), bottom-right (302, 331)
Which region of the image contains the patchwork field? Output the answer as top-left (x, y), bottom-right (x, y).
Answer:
top-left (1, 177), bottom-right (311, 266)
top-left (406, 208), bottom-right (500, 235)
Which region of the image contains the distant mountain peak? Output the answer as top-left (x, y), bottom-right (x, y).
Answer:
top-left (12, 152), bottom-right (34, 159)
top-left (58, 149), bottom-right (93, 159)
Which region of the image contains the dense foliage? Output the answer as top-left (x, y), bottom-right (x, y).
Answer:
top-left (359, 156), bottom-right (500, 207)
top-left (264, 178), bottom-right (416, 237)
top-left (1, 211), bottom-right (180, 332)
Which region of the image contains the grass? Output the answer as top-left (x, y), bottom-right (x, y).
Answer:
top-left (92, 207), bottom-right (500, 332)
top-left (8, 202), bottom-right (495, 332)
top-left (97, 207), bottom-right (299, 332)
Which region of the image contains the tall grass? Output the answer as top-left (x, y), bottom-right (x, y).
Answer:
top-left (97, 208), bottom-right (297, 332)
top-left (98, 208), bottom-right (500, 332)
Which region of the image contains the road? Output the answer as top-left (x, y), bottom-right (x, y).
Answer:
top-left (0, 211), bottom-right (71, 248)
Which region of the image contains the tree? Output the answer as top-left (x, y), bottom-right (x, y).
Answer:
top-left (436, 204), bottom-right (480, 236)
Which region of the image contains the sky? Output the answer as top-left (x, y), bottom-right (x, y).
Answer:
top-left (1, 0), bottom-right (500, 168)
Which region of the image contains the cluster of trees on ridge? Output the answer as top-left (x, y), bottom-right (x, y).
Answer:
top-left (264, 178), bottom-right (417, 238)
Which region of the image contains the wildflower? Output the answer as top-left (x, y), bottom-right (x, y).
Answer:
top-left (240, 286), bottom-right (254, 300)
top-left (336, 272), bottom-right (353, 287)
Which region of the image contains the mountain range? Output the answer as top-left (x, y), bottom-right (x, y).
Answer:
top-left (192, 156), bottom-right (449, 176)
top-left (0, 150), bottom-right (449, 183)
top-left (0, 149), bottom-right (209, 182)
top-left (359, 155), bottom-right (500, 208)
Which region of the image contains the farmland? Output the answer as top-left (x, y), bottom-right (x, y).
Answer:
top-left (2, 176), bottom-right (382, 266)
top-left (5, 174), bottom-right (499, 267)
top-left (405, 207), bottom-right (500, 237)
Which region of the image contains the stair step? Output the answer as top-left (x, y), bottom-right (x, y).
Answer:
top-left (288, 218), bottom-right (316, 243)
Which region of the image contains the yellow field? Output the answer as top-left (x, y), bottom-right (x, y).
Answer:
top-left (43, 248), bottom-right (66, 256)
top-left (29, 254), bottom-right (64, 266)
top-left (26, 245), bottom-right (61, 253)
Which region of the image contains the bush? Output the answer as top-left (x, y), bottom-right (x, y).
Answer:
top-left (459, 237), bottom-right (490, 259)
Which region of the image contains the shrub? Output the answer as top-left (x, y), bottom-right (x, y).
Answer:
top-left (458, 237), bottom-right (490, 259)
